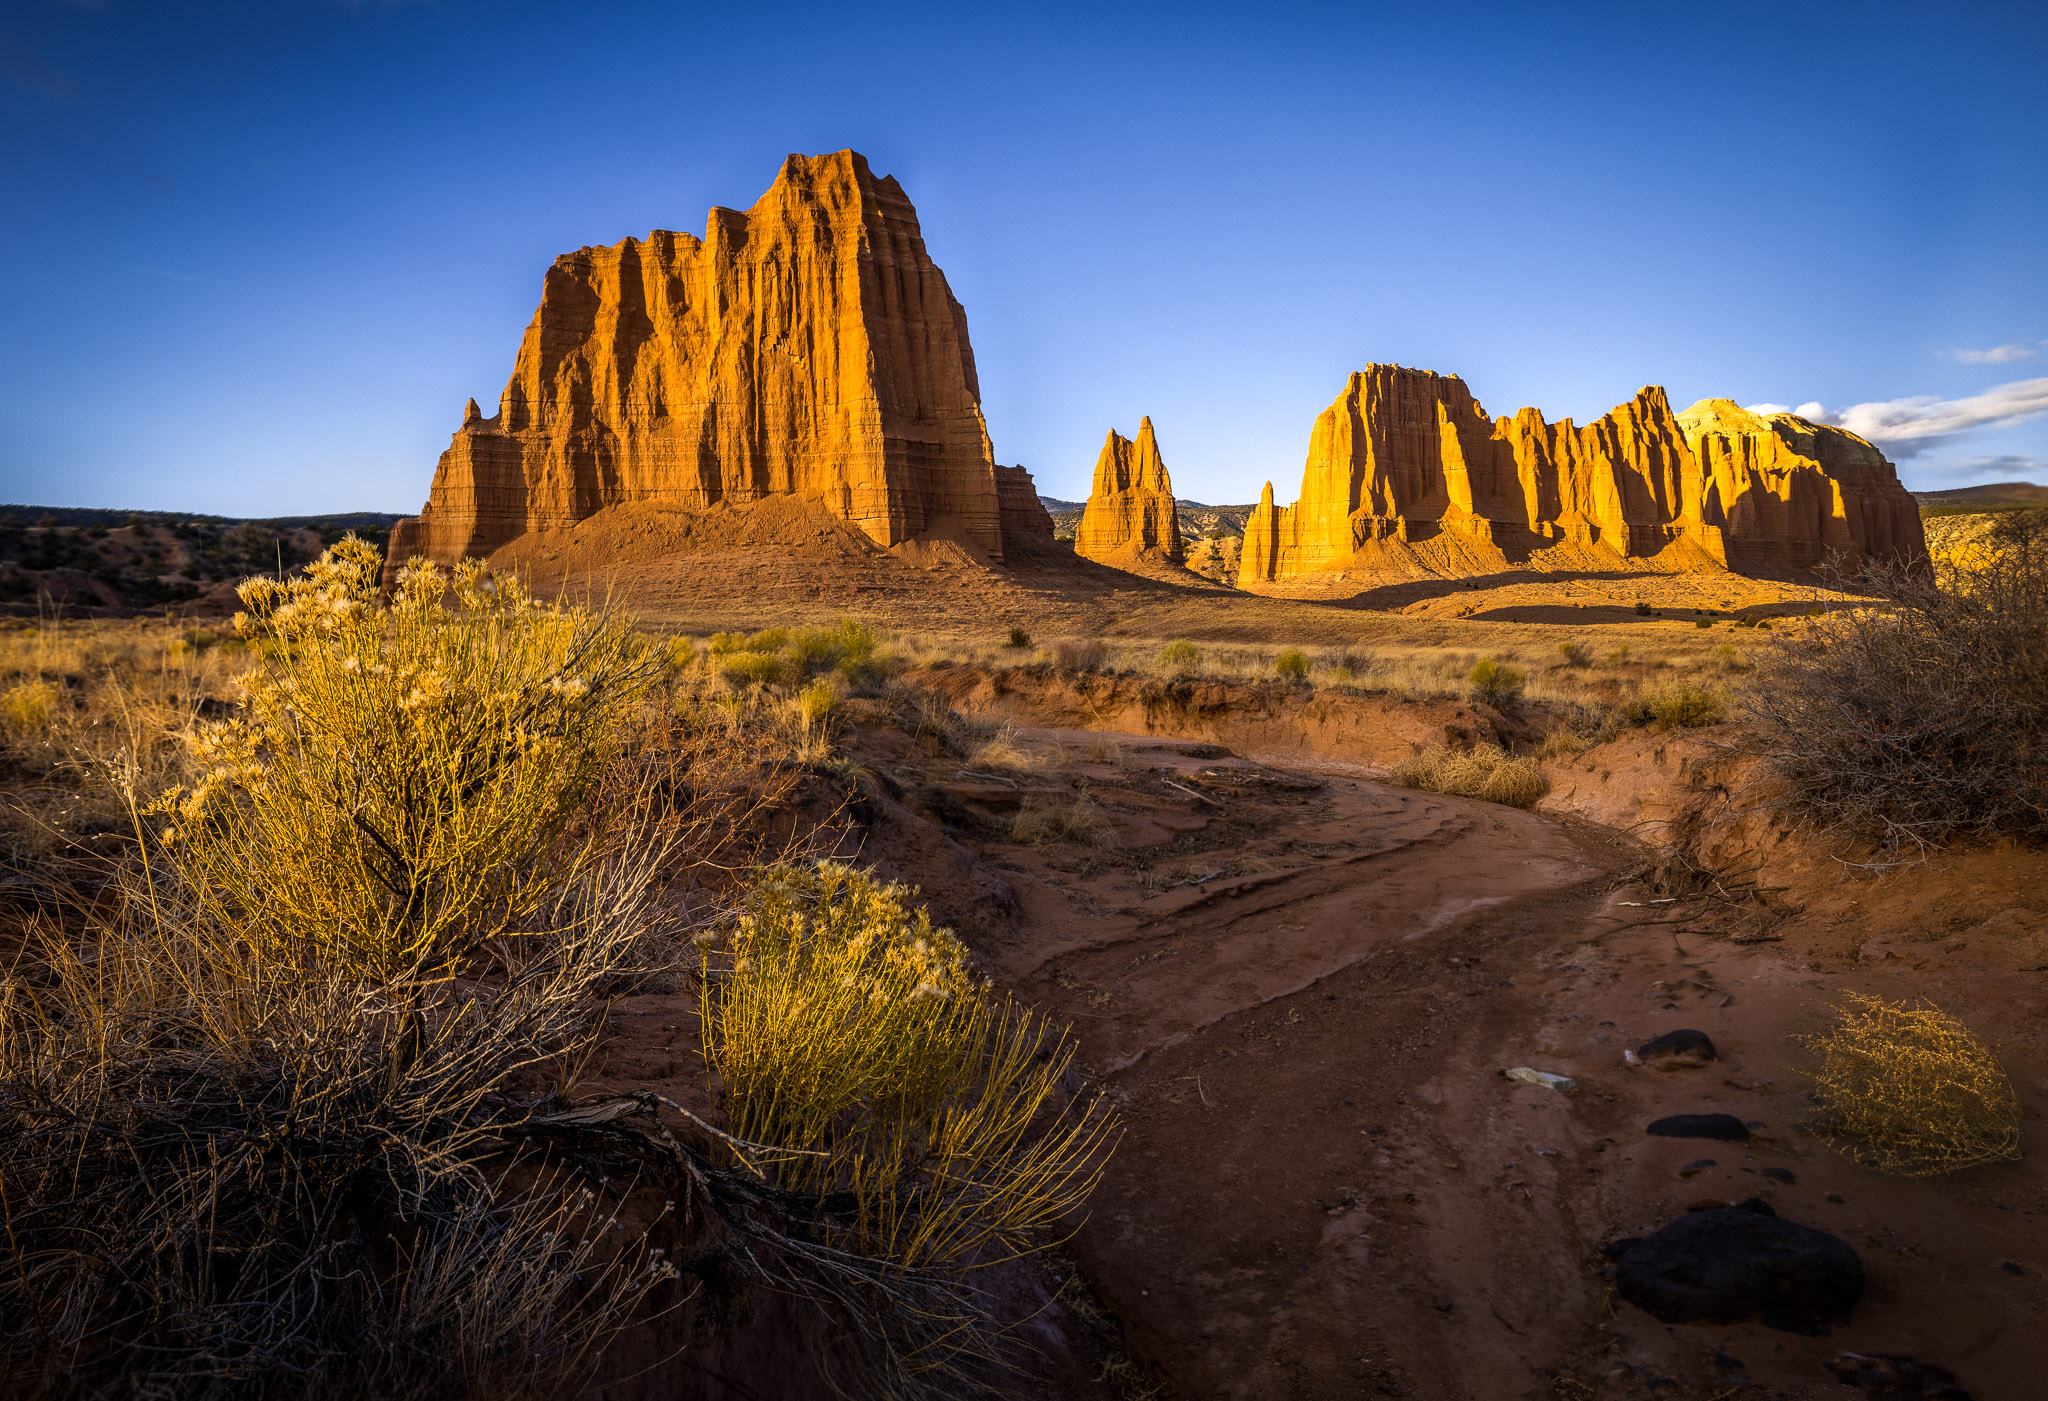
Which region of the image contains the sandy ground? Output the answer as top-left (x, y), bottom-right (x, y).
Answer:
top-left (581, 690), bottom-right (2046, 1401)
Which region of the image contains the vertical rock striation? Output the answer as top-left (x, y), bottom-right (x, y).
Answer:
top-left (386, 151), bottom-right (1004, 581)
top-left (1242, 366), bottom-right (1923, 582)
top-left (1074, 417), bottom-right (1183, 562)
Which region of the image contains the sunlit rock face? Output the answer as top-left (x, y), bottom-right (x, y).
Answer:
top-left (1075, 417), bottom-right (1183, 563)
top-left (386, 150), bottom-right (1004, 579)
top-left (1241, 365), bottom-right (1924, 581)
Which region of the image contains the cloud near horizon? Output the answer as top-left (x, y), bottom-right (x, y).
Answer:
top-left (1941, 342), bottom-right (2043, 364)
top-left (1746, 376), bottom-right (2048, 456)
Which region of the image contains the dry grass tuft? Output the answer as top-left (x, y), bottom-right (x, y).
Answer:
top-left (967, 723), bottom-right (1045, 775)
top-left (1392, 743), bottom-right (1548, 808)
top-left (1635, 681), bottom-right (1728, 729)
top-left (1803, 995), bottom-right (2022, 1176)
top-left (1010, 790), bottom-right (1116, 846)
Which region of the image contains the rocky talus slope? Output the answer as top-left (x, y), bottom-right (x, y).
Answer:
top-left (1242, 366), bottom-right (1925, 583)
top-left (1074, 417), bottom-right (1183, 563)
top-left (386, 151), bottom-right (1010, 582)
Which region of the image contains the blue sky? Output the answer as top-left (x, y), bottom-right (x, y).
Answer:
top-left (3, 0), bottom-right (2044, 515)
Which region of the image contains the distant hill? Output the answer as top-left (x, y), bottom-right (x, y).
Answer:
top-left (1912, 481), bottom-right (2048, 516)
top-left (0, 507), bottom-right (404, 614)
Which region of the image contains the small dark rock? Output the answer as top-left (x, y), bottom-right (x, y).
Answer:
top-left (1760, 1166), bottom-right (1798, 1184)
top-left (1615, 1206), bottom-right (1861, 1334)
top-left (1636, 1028), bottom-right (1717, 1066)
top-left (1827, 1193), bottom-right (1847, 1204)
top-left (1825, 1351), bottom-right (1975, 1398)
top-left (1648, 1113), bottom-right (1751, 1142)
top-left (1678, 1158), bottom-right (1717, 1179)
top-left (1997, 1260), bottom-right (2026, 1277)
top-left (1712, 1351), bottom-right (1747, 1374)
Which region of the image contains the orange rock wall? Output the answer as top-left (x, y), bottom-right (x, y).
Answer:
top-left (1074, 417), bottom-right (1183, 561)
top-left (387, 151), bottom-right (1003, 579)
top-left (1243, 366), bottom-right (1924, 581)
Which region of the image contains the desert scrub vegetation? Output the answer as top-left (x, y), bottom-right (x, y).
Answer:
top-left (701, 861), bottom-right (1112, 1378)
top-left (1467, 656), bottom-right (1525, 709)
top-left (1392, 743), bottom-right (1547, 808)
top-left (0, 542), bottom-right (1114, 1399)
top-left (1631, 680), bottom-right (1728, 730)
top-left (1010, 789), bottom-right (1116, 846)
top-left (1741, 510), bottom-right (2048, 853)
top-left (1803, 995), bottom-right (2022, 1176)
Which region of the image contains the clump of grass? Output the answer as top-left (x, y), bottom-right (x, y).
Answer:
top-left (1468, 656), bottom-right (1525, 709)
top-left (796, 677), bottom-right (838, 734)
top-left (1392, 743), bottom-right (1547, 808)
top-left (1, 678), bottom-right (59, 737)
top-left (1803, 995), bottom-right (2021, 1176)
top-left (1606, 644), bottom-right (1632, 666)
top-left (1557, 640), bottom-right (1592, 667)
top-left (1635, 601), bottom-right (1654, 616)
top-left (1274, 647), bottom-right (1310, 682)
top-left (1157, 640), bottom-right (1203, 677)
top-left (1010, 790), bottom-right (1115, 846)
top-left (720, 651), bottom-right (786, 687)
top-left (966, 724), bottom-right (1043, 775)
top-left (1318, 645), bottom-right (1373, 680)
top-left (1634, 681), bottom-right (1727, 729)
top-left (1006, 626), bottom-right (1031, 648)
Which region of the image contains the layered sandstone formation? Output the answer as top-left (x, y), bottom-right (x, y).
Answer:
top-left (386, 151), bottom-right (1005, 581)
top-left (993, 463), bottom-right (1059, 555)
top-left (1074, 417), bottom-right (1183, 562)
top-left (1242, 366), bottom-right (1923, 582)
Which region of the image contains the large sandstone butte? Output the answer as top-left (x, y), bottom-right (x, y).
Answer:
top-left (1074, 418), bottom-right (1183, 563)
top-left (386, 150), bottom-right (1010, 582)
top-left (1241, 366), bottom-right (1925, 583)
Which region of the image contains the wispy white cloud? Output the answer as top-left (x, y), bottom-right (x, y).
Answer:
top-left (1757, 377), bottom-right (2048, 456)
top-left (1941, 342), bottom-right (2043, 365)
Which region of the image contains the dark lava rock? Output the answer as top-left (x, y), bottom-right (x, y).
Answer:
top-left (1825, 1352), bottom-right (1975, 1399)
top-left (1648, 1113), bottom-right (1751, 1141)
top-left (1615, 1202), bottom-right (1862, 1334)
top-left (1636, 1027), bottom-right (1717, 1065)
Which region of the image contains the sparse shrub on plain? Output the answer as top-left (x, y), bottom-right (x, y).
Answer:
top-left (1006, 626), bottom-right (1031, 648)
top-left (1742, 512), bottom-right (2048, 851)
top-left (1157, 639), bottom-right (1203, 677)
top-left (1468, 656), bottom-right (1524, 709)
top-left (1047, 637), bottom-right (1108, 673)
top-left (1319, 645), bottom-right (1373, 679)
top-left (1606, 644), bottom-right (1632, 666)
top-left (1803, 995), bottom-right (2021, 1176)
top-left (1010, 790), bottom-right (1115, 846)
top-left (1392, 743), bottom-right (1547, 808)
top-left (1557, 640), bottom-right (1592, 667)
top-left (1275, 647), bottom-right (1311, 682)
top-left (1635, 601), bottom-right (1653, 616)
top-left (1, 678), bottom-right (58, 737)
top-left (1635, 682), bottom-right (1727, 729)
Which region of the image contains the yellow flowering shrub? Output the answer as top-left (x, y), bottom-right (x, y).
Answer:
top-left (158, 537), bottom-right (660, 979)
top-left (703, 860), bottom-right (1114, 1271)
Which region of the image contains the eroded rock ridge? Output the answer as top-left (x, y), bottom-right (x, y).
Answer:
top-left (1242, 366), bottom-right (1924, 581)
top-left (1074, 417), bottom-right (1183, 562)
top-left (387, 150), bottom-right (1005, 580)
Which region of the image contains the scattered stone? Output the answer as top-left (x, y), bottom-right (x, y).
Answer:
top-left (1827, 1193), bottom-right (1847, 1205)
top-left (1632, 1028), bottom-right (1717, 1068)
top-left (1647, 1113), bottom-right (1750, 1142)
top-left (1825, 1352), bottom-right (1975, 1398)
top-left (1615, 1201), bottom-right (1863, 1334)
top-left (1997, 1260), bottom-right (2026, 1277)
top-left (1760, 1166), bottom-right (1797, 1185)
top-left (1500, 1066), bottom-right (1576, 1093)
top-left (1678, 1158), bottom-right (1717, 1179)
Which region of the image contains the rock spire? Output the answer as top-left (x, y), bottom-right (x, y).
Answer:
top-left (1074, 417), bottom-right (1183, 562)
top-left (1241, 366), bottom-right (1924, 581)
top-left (385, 151), bottom-right (1006, 580)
